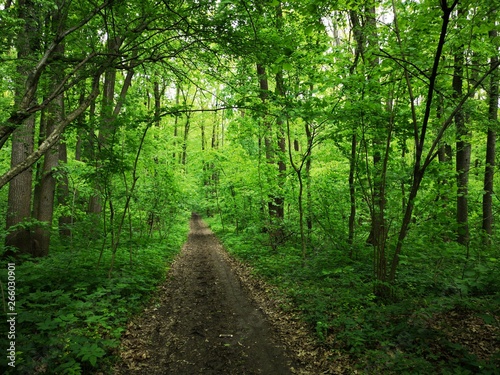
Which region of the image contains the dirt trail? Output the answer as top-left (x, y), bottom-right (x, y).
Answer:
top-left (115, 214), bottom-right (296, 375)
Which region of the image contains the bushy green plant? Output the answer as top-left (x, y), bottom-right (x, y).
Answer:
top-left (0, 213), bottom-right (189, 374)
top-left (210, 216), bottom-right (500, 375)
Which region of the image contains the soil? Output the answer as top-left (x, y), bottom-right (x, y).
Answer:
top-left (114, 214), bottom-right (318, 375)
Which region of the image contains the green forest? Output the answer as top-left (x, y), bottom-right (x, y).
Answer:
top-left (1, 0), bottom-right (499, 373)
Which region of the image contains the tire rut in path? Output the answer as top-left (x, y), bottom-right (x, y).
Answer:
top-left (116, 214), bottom-right (294, 375)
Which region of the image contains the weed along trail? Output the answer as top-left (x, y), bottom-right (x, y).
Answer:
top-left (115, 213), bottom-right (297, 375)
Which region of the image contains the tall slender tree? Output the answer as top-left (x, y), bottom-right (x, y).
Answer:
top-left (482, 19), bottom-right (498, 243)
top-left (453, 7), bottom-right (470, 246)
top-left (32, 3), bottom-right (66, 256)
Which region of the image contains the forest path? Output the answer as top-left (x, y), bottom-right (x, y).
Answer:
top-left (115, 213), bottom-right (300, 375)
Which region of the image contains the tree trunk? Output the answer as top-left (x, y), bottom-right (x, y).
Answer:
top-left (74, 90), bottom-right (86, 161)
top-left (180, 85), bottom-right (196, 167)
top-left (389, 2), bottom-right (458, 283)
top-left (154, 80), bottom-right (161, 127)
top-left (305, 121), bottom-right (313, 241)
top-left (348, 132), bottom-right (357, 252)
top-left (6, 118), bottom-right (35, 256)
top-left (437, 142), bottom-right (453, 222)
top-left (453, 23), bottom-right (470, 246)
top-left (89, 36), bottom-right (120, 214)
top-left (173, 85), bottom-right (180, 160)
top-left (274, 3), bottom-right (286, 225)
top-left (482, 26), bottom-right (498, 243)
top-left (32, 108), bottom-right (47, 220)
top-left (201, 122), bottom-right (206, 151)
top-left (274, 69), bottom-right (286, 223)
top-left (181, 117), bottom-right (190, 166)
top-left (257, 62), bottom-right (285, 246)
top-left (57, 140), bottom-right (72, 238)
top-left (33, 104), bottom-right (61, 256)
top-left (362, 4), bottom-right (389, 295)
top-left (5, 0), bottom-right (39, 256)
top-left (32, 8), bottom-right (66, 256)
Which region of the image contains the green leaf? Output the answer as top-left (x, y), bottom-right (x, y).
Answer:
top-left (305, 25), bottom-right (315, 35)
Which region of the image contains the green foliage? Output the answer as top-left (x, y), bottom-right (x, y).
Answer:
top-left (0, 214), bottom-right (189, 374)
top-left (1, 0), bottom-right (500, 373)
top-left (209, 218), bottom-right (500, 374)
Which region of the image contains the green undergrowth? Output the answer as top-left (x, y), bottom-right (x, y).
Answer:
top-left (0, 213), bottom-right (189, 375)
top-left (206, 218), bottom-right (500, 375)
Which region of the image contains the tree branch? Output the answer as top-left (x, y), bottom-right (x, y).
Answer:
top-left (0, 73), bottom-right (102, 189)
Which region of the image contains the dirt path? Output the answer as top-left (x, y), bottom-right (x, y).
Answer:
top-left (115, 214), bottom-right (297, 375)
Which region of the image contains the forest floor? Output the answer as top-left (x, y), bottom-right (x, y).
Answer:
top-left (114, 214), bottom-right (331, 375)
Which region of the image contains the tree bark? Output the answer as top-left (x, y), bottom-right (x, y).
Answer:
top-left (257, 62), bottom-right (285, 246)
top-left (5, 0), bottom-right (39, 256)
top-left (173, 85), bottom-right (180, 160)
top-left (89, 37), bottom-right (135, 214)
top-left (32, 6), bottom-right (66, 257)
top-left (154, 80), bottom-right (162, 127)
top-left (348, 132), bottom-right (357, 251)
top-left (33, 97), bottom-right (62, 256)
top-left (453, 14), bottom-right (470, 246)
top-left (5, 117), bottom-right (35, 256)
top-left (273, 3), bottom-right (286, 224)
top-left (57, 140), bottom-right (72, 238)
top-left (482, 25), bottom-right (498, 243)
top-left (274, 69), bottom-right (286, 223)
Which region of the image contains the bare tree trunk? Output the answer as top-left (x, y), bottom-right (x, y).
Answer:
top-left (305, 122), bottom-right (313, 242)
top-left (32, 8), bottom-right (66, 256)
top-left (201, 121), bottom-right (206, 151)
top-left (348, 132), bottom-right (357, 252)
top-left (180, 85), bottom-right (196, 167)
top-left (173, 85), bottom-right (180, 160)
top-left (453, 17), bottom-right (470, 246)
top-left (287, 118), bottom-right (314, 263)
top-left (181, 118), bottom-right (190, 166)
top-left (257, 62), bottom-right (284, 247)
top-left (274, 3), bottom-right (286, 225)
top-left (274, 69), bottom-right (286, 223)
top-left (346, 11), bottom-right (364, 256)
top-left (211, 122), bottom-right (218, 149)
top-left (5, 0), bottom-right (39, 256)
top-left (33, 98), bottom-right (62, 256)
top-left (6, 118), bottom-right (35, 256)
top-left (57, 140), bottom-right (72, 238)
top-left (437, 142), bottom-right (453, 232)
top-left (361, 3), bottom-right (390, 295)
top-left (74, 90), bottom-right (86, 161)
top-left (89, 36), bottom-right (121, 214)
top-left (482, 131), bottom-right (496, 238)
top-left (32, 109), bottom-right (47, 221)
top-left (482, 26), bottom-right (498, 243)
top-left (154, 80), bottom-right (161, 127)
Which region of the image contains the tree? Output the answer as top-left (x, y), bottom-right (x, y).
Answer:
top-left (482, 15), bottom-right (498, 243)
top-left (453, 6), bottom-right (470, 246)
top-left (388, 0), bottom-right (500, 285)
top-left (32, 2), bottom-right (66, 256)
top-left (5, 0), bottom-right (40, 255)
